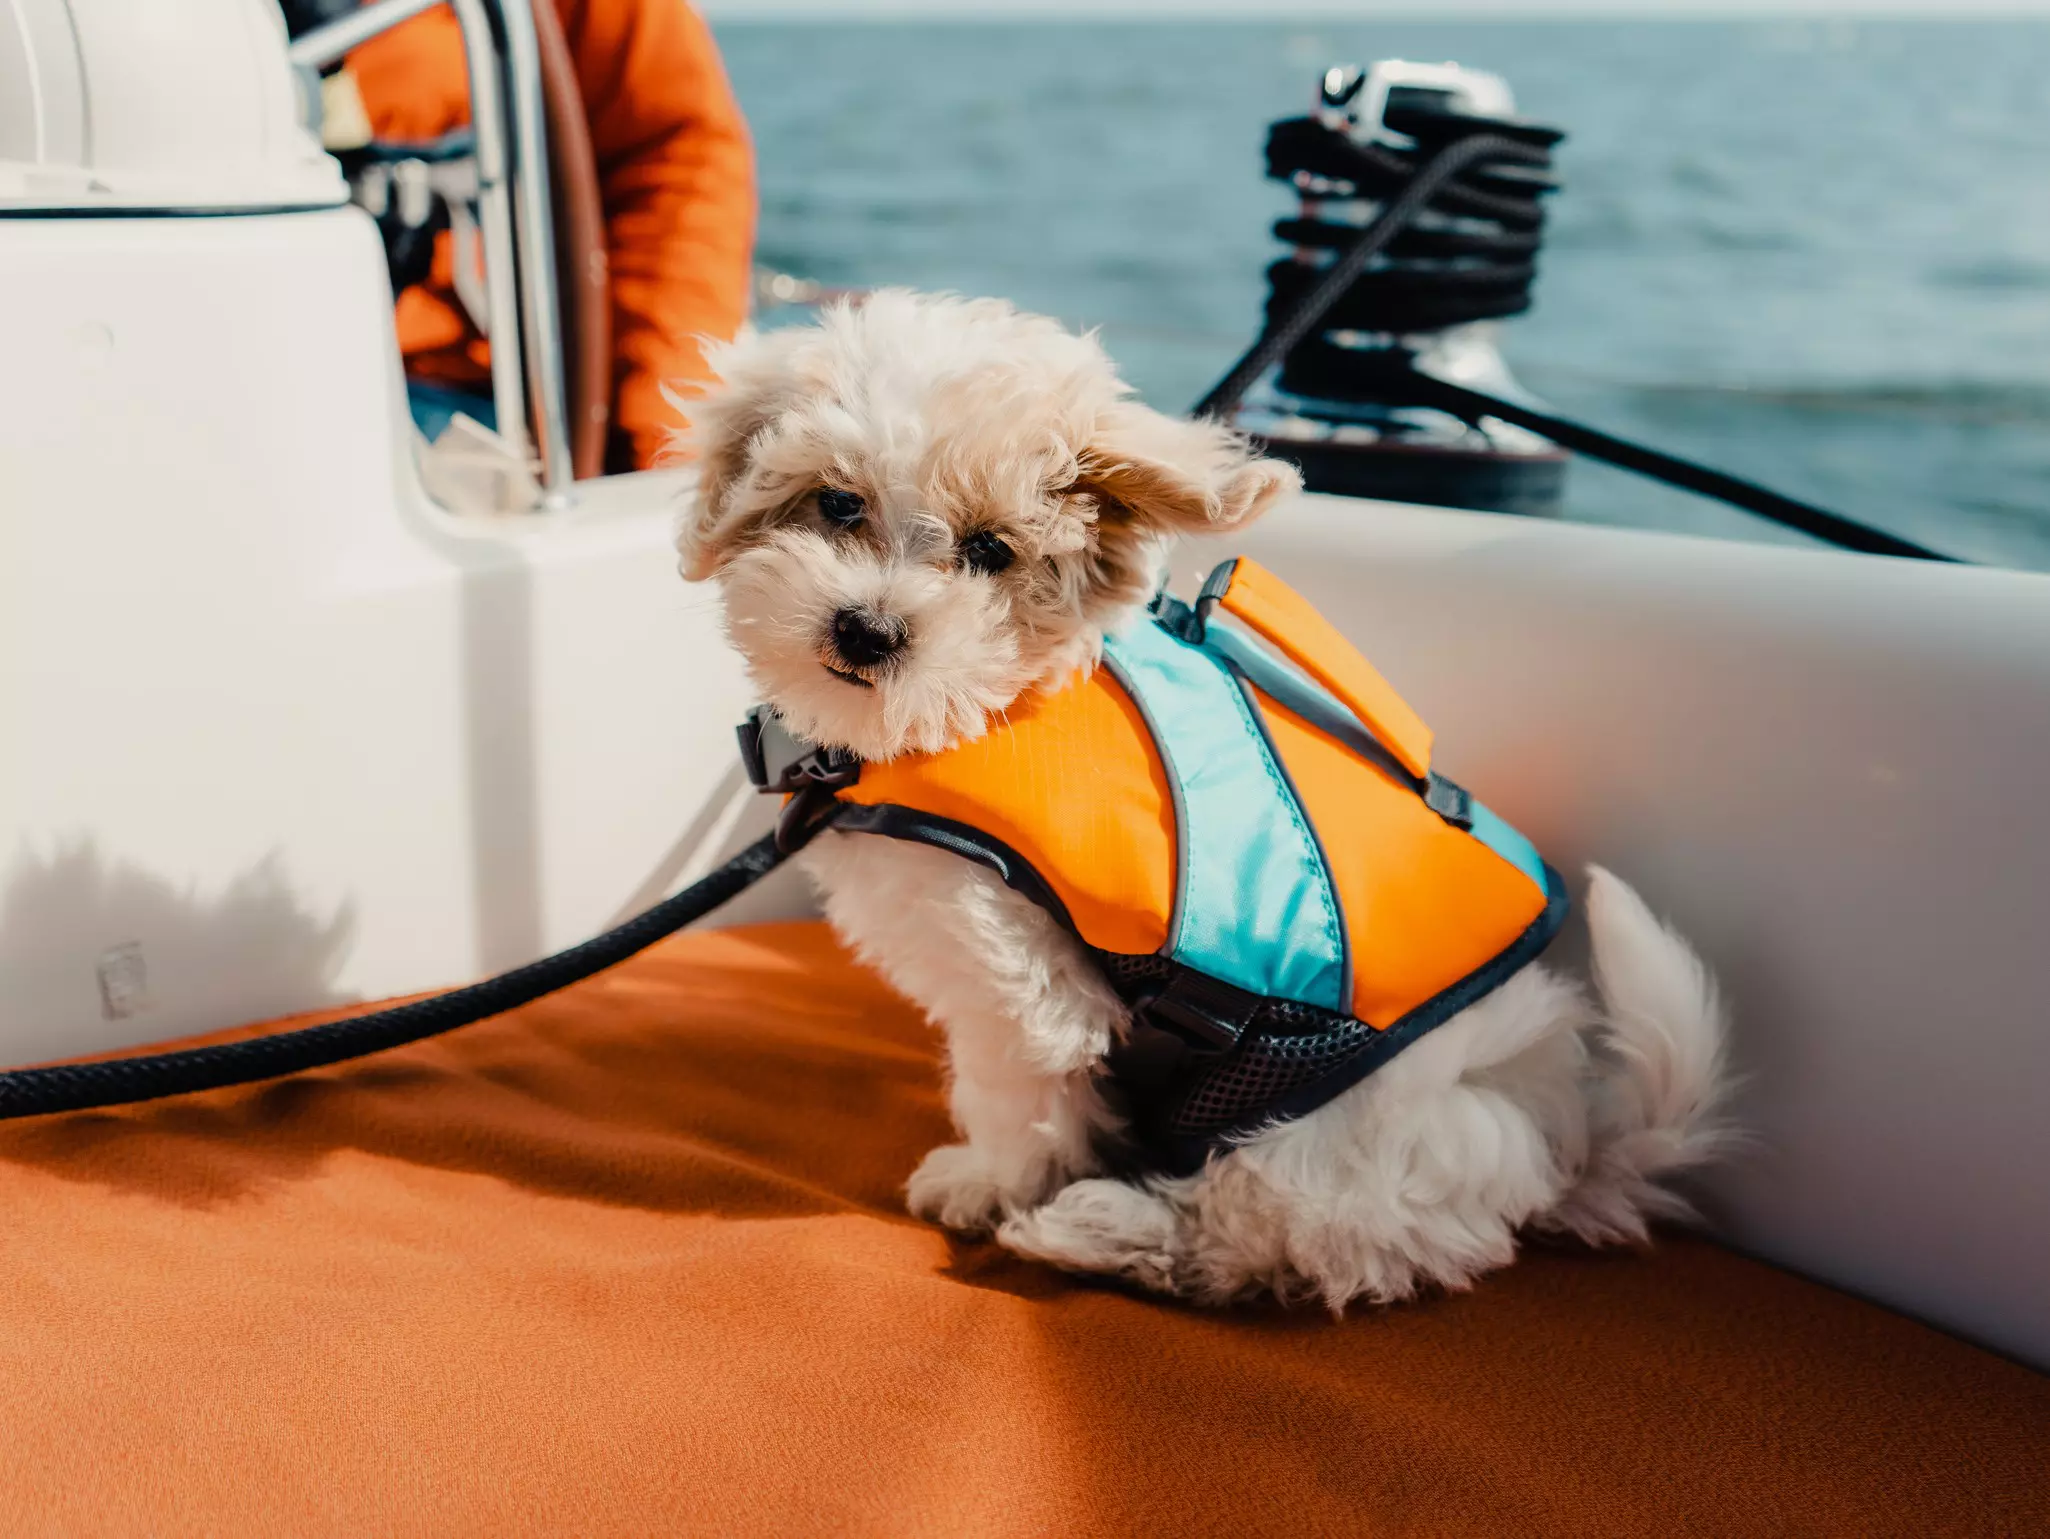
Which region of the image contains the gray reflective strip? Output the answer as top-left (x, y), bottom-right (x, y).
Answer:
top-left (1206, 617), bottom-right (1549, 892)
top-left (1200, 615), bottom-right (1421, 790)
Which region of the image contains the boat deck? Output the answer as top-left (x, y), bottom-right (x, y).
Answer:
top-left (0, 923), bottom-right (2041, 1534)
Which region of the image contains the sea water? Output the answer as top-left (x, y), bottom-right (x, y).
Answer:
top-left (718, 17), bottom-right (2050, 569)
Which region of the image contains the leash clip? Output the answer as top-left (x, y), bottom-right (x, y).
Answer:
top-left (737, 706), bottom-right (860, 795)
top-left (737, 707), bottom-right (859, 855)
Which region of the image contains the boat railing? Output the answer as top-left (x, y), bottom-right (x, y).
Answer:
top-left (291, 0), bottom-right (574, 510)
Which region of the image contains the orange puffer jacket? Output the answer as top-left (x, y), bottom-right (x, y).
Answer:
top-left (347, 0), bottom-right (755, 469)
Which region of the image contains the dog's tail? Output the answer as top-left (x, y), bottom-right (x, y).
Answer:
top-left (1549, 866), bottom-right (1735, 1245)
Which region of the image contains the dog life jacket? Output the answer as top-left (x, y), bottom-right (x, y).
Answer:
top-left (741, 557), bottom-right (1568, 1175)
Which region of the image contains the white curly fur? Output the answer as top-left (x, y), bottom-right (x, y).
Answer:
top-left (679, 290), bottom-right (1732, 1308)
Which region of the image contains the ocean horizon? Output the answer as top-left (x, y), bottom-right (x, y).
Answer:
top-left (718, 15), bottom-right (2050, 567)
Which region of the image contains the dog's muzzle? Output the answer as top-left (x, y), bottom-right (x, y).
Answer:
top-left (827, 608), bottom-right (906, 682)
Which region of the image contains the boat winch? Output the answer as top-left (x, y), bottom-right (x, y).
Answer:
top-left (1220, 60), bottom-right (1569, 518)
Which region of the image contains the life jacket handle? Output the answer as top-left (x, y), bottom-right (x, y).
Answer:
top-left (1193, 557), bottom-right (1436, 782)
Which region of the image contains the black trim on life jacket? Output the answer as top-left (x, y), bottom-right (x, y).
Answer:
top-left (828, 802), bottom-right (1079, 936)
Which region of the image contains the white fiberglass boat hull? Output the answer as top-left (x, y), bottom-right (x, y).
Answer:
top-left (2, 198), bottom-right (2045, 1373)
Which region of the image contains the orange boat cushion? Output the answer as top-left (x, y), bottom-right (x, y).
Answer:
top-left (0, 923), bottom-right (2041, 1534)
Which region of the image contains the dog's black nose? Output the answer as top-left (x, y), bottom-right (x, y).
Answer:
top-left (830, 608), bottom-right (905, 669)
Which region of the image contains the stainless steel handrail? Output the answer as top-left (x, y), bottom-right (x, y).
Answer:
top-left (290, 0), bottom-right (574, 509)
top-left (486, 0), bottom-right (573, 508)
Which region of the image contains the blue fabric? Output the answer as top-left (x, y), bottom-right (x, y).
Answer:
top-left (1463, 800), bottom-right (1548, 892)
top-left (407, 381), bottom-right (497, 443)
top-left (1101, 619), bottom-right (1348, 1012)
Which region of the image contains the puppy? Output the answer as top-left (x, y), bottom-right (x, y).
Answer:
top-left (679, 290), bottom-right (1730, 1307)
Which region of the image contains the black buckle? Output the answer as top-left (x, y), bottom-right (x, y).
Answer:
top-left (1140, 968), bottom-right (1262, 1051)
top-left (1145, 558), bottom-right (1241, 647)
top-left (1188, 556), bottom-right (1240, 637)
top-left (1423, 772), bottom-right (1474, 830)
top-left (737, 706), bottom-right (860, 796)
top-left (737, 708), bottom-right (860, 856)
top-left (1148, 593), bottom-right (1203, 646)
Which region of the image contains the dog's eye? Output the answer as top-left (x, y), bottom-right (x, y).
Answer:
top-left (817, 488), bottom-right (866, 528)
top-left (958, 529), bottom-right (1014, 576)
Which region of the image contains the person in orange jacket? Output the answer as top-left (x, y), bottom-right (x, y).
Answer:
top-left (300, 0), bottom-right (754, 472)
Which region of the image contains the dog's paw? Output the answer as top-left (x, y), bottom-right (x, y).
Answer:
top-left (906, 1143), bottom-right (1015, 1234)
top-left (997, 1179), bottom-right (1184, 1295)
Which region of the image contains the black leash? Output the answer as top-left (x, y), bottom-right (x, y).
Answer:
top-left (1197, 118), bottom-right (1964, 564)
top-left (0, 125), bottom-right (1958, 1121)
top-left (1387, 372), bottom-right (1957, 563)
top-left (0, 824), bottom-right (819, 1122)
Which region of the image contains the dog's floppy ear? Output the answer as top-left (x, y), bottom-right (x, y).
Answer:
top-left (671, 331), bottom-right (808, 582)
top-left (1075, 399), bottom-right (1301, 538)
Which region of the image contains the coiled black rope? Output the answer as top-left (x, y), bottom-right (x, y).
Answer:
top-left (1261, 104), bottom-right (1562, 343)
top-left (1198, 108), bottom-right (1963, 564)
top-left (0, 824), bottom-right (813, 1122)
top-left (1193, 129), bottom-right (1551, 422)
